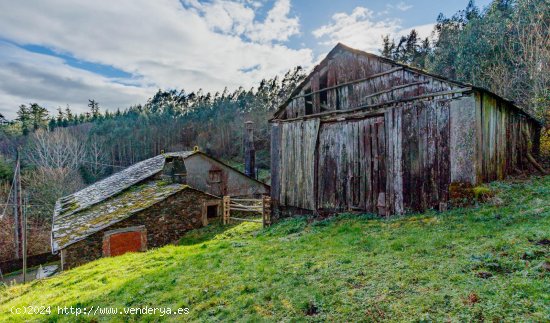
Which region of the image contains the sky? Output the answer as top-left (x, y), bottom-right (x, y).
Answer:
top-left (0, 0), bottom-right (493, 119)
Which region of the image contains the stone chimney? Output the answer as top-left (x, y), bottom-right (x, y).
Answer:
top-left (244, 121), bottom-right (255, 178)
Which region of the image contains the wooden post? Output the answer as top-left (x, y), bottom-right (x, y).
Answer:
top-left (262, 195), bottom-right (271, 227)
top-left (223, 196), bottom-right (230, 225)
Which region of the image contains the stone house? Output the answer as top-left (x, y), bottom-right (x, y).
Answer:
top-left (52, 151), bottom-right (269, 269)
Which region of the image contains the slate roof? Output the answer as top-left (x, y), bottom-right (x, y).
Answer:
top-left (51, 151), bottom-right (195, 252)
top-left (51, 181), bottom-right (189, 251)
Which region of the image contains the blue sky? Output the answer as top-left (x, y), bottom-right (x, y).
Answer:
top-left (0, 0), bottom-right (493, 118)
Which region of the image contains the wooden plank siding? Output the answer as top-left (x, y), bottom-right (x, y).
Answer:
top-left (270, 44), bottom-right (541, 218)
top-left (278, 50), bottom-right (461, 119)
top-left (272, 98), bottom-right (454, 216)
top-left (316, 117), bottom-right (386, 213)
top-left (278, 120), bottom-right (320, 210)
top-left (476, 91), bottom-right (538, 183)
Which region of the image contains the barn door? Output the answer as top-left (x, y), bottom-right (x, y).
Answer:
top-left (102, 226), bottom-right (147, 257)
top-left (316, 117), bottom-right (386, 213)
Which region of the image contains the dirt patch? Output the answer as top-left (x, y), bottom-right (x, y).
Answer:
top-left (303, 301), bottom-right (319, 316)
top-left (464, 292), bottom-right (480, 305)
top-left (535, 238), bottom-right (550, 246)
top-left (476, 272), bottom-right (493, 279)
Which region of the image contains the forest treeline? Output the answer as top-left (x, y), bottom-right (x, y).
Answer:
top-left (0, 67), bottom-right (305, 260)
top-left (0, 0), bottom-right (548, 261)
top-left (381, 0), bottom-right (548, 120)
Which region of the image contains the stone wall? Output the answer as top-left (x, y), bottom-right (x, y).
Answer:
top-left (62, 188), bottom-right (219, 269)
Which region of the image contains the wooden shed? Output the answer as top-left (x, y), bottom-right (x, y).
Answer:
top-left (270, 43), bottom-right (541, 218)
top-left (52, 150), bottom-right (269, 269)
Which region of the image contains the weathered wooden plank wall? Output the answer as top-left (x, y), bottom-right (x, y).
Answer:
top-left (476, 92), bottom-right (538, 182)
top-left (273, 97), bottom-right (453, 215)
top-left (280, 50), bottom-right (462, 119)
top-left (316, 117), bottom-right (385, 212)
top-left (270, 123), bottom-right (282, 204)
top-left (395, 100), bottom-right (451, 213)
top-left (278, 120), bottom-right (320, 210)
top-left (271, 46), bottom-right (541, 218)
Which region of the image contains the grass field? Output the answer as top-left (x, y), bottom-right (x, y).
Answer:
top-left (0, 176), bottom-right (549, 322)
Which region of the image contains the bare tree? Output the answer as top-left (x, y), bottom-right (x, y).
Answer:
top-left (84, 135), bottom-right (109, 180)
top-left (506, 0), bottom-right (549, 118)
top-left (24, 128), bottom-right (86, 171)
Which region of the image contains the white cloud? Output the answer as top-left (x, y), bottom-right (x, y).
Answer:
top-left (248, 0), bottom-right (300, 43)
top-left (0, 0), bottom-right (311, 118)
top-left (395, 2), bottom-right (413, 12)
top-left (0, 42), bottom-right (151, 117)
top-left (399, 23), bottom-right (435, 41)
top-left (313, 6), bottom-right (434, 54)
top-left (189, 0), bottom-right (300, 43)
top-left (313, 7), bottom-right (402, 53)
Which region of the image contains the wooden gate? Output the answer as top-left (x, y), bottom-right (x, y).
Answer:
top-left (222, 196), bottom-right (271, 227)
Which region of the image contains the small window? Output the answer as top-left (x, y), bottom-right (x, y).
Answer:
top-left (208, 169), bottom-right (222, 183)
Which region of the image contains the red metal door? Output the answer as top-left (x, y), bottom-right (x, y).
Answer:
top-left (108, 231), bottom-right (143, 256)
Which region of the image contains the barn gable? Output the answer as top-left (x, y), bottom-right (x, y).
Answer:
top-left (272, 43), bottom-right (538, 125)
top-left (273, 43), bottom-right (468, 121)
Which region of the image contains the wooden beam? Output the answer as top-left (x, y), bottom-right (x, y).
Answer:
top-left (272, 87), bottom-right (472, 123)
top-left (289, 67), bottom-right (404, 100)
top-left (262, 195), bottom-right (271, 227)
top-left (230, 207), bottom-right (263, 212)
top-left (222, 196), bottom-right (230, 225)
top-left (362, 81), bottom-right (429, 100)
top-left (228, 217), bottom-right (263, 223)
top-left (321, 111), bottom-right (386, 123)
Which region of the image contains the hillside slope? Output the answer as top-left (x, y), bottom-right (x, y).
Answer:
top-left (1, 177), bottom-right (549, 322)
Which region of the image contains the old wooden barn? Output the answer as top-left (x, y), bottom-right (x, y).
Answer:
top-left (270, 43), bottom-right (541, 218)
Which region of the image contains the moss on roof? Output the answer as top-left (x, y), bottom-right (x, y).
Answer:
top-left (52, 180), bottom-right (188, 251)
top-left (53, 151), bottom-right (195, 222)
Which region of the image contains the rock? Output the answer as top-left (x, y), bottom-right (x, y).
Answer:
top-left (36, 265), bottom-right (59, 279)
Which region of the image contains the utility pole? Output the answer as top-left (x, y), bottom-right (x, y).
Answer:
top-left (22, 193), bottom-right (27, 283)
top-left (12, 150), bottom-right (20, 259)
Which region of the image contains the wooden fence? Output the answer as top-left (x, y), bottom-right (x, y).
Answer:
top-left (223, 195), bottom-right (271, 227)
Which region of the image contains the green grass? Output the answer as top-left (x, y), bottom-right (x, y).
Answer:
top-left (1, 177), bottom-right (549, 322)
